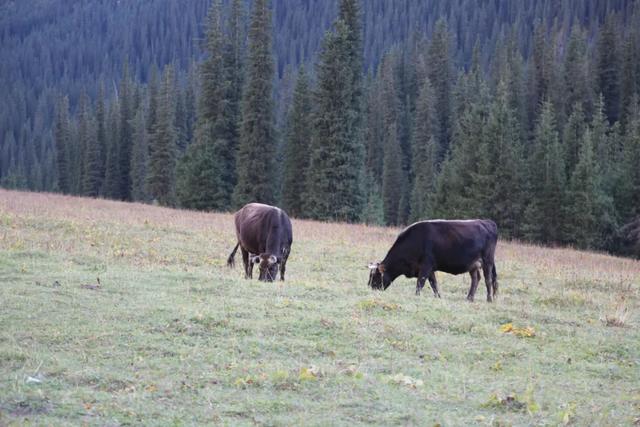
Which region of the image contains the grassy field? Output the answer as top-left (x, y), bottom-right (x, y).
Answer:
top-left (1, 189), bottom-right (639, 426)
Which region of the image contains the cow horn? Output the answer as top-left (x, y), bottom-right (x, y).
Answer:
top-left (368, 263), bottom-right (378, 270)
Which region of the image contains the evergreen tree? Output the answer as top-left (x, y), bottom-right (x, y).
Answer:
top-left (485, 78), bottom-right (525, 238)
top-left (362, 172), bottom-right (385, 226)
top-left (87, 82), bottom-right (107, 196)
top-left (503, 31), bottom-right (529, 146)
top-left (130, 105), bottom-right (150, 202)
top-left (410, 79), bottom-right (436, 221)
top-left (562, 103), bottom-right (587, 179)
top-left (364, 76), bottom-right (384, 185)
top-left (591, 95), bottom-right (613, 176)
top-left (617, 98), bottom-right (640, 223)
top-left (147, 66), bottom-right (177, 206)
top-left (118, 62), bottom-right (135, 200)
top-left (177, 0), bottom-right (240, 210)
top-left (428, 19), bottom-right (452, 162)
top-left (523, 101), bottom-right (567, 243)
top-left (528, 21), bottom-right (553, 128)
top-left (174, 88), bottom-right (189, 155)
top-left (432, 59), bottom-right (490, 220)
top-left (378, 50), bottom-right (411, 223)
top-left (381, 122), bottom-right (405, 225)
top-left (103, 100), bottom-right (121, 199)
top-left (281, 66), bottom-right (312, 217)
top-left (79, 91), bottom-right (101, 197)
top-left (566, 130), bottom-right (611, 248)
top-left (620, 33), bottom-right (639, 129)
top-left (563, 26), bottom-right (592, 119)
top-left (224, 0), bottom-right (245, 164)
top-left (338, 0), bottom-right (365, 180)
top-left (54, 96), bottom-right (71, 194)
top-left (305, 19), bottom-right (364, 222)
top-left (147, 65), bottom-right (160, 136)
top-left (232, 0), bottom-right (276, 207)
top-left (596, 14), bottom-right (621, 125)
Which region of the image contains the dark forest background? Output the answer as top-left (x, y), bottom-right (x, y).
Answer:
top-left (1, 0), bottom-right (640, 257)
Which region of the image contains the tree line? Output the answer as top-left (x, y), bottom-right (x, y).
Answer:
top-left (3, 0), bottom-right (640, 257)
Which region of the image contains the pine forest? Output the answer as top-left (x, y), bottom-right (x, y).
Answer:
top-left (1, 0), bottom-right (640, 257)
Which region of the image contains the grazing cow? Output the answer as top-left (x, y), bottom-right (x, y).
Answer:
top-left (227, 203), bottom-right (293, 282)
top-left (368, 219), bottom-right (498, 302)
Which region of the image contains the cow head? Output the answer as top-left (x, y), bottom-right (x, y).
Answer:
top-left (252, 253), bottom-right (279, 282)
top-left (367, 262), bottom-right (390, 290)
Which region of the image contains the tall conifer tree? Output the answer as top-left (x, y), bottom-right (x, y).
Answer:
top-left (118, 62), bottom-right (134, 200)
top-left (410, 79), bottom-right (436, 221)
top-left (177, 0), bottom-right (241, 210)
top-left (305, 19), bottom-right (364, 222)
top-left (485, 78), bottom-right (525, 238)
top-left (566, 130), bottom-right (606, 248)
top-left (54, 96), bottom-right (71, 194)
top-left (147, 66), bottom-right (177, 206)
top-left (130, 105), bottom-right (150, 202)
top-left (281, 67), bottom-right (312, 217)
top-left (79, 91), bottom-right (101, 197)
top-left (523, 101), bottom-right (567, 243)
top-left (233, 0), bottom-right (276, 207)
top-left (103, 100), bottom-right (121, 199)
top-left (381, 122), bottom-right (405, 225)
top-left (597, 14), bottom-right (621, 125)
top-left (428, 19), bottom-right (452, 162)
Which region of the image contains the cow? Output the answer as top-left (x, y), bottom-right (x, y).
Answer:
top-left (227, 203), bottom-right (293, 282)
top-left (367, 219), bottom-right (498, 302)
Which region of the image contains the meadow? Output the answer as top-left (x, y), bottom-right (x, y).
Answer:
top-left (1, 188), bottom-right (639, 426)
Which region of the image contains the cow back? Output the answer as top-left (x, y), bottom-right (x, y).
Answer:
top-left (235, 203), bottom-right (292, 258)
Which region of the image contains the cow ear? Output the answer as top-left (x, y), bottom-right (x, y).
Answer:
top-left (268, 255), bottom-right (277, 264)
top-left (252, 256), bottom-right (261, 264)
top-left (367, 263), bottom-right (378, 270)
top-left (378, 264), bottom-right (386, 274)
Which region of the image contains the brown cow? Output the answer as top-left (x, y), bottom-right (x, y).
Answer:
top-left (227, 203), bottom-right (293, 282)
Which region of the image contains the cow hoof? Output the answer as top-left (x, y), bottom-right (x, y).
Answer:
top-left (487, 297), bottom-right (493, 303)
top-left (467, 296), bottom-right (474, 302)
top-left (415, 290), bottom-right (421, 296)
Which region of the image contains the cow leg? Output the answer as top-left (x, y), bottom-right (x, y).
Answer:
top-left (416, 263), bottom-right (437, 297)
top-left (279, 247), bottom-right (290, 281)
top-left (416, 276), bottom-right (425, 296)
top-left (482, 261), bottom-right (494, 302)
top-left (491, 264), bottom-right (498, 298)
top-left (428, 272), bottom-right (441, 298)
top-left (241, 248), bottom-right (252, 279)
top-left (467, 268), bottom-right (480, 302)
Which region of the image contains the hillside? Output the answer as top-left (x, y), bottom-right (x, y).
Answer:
top-left (1, 189), bottom-right (639, 425)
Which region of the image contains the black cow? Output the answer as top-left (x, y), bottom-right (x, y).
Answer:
top-left (368, 219), bottom-right (498, 302)
top-left (227, 203), bottom-right (293, 282)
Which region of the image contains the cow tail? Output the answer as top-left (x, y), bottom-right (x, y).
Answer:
top-left (227, 243), bottom-right (239, 268)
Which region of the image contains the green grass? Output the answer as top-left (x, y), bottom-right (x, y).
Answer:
top-left (1, 189), bottom-right (639, 426)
